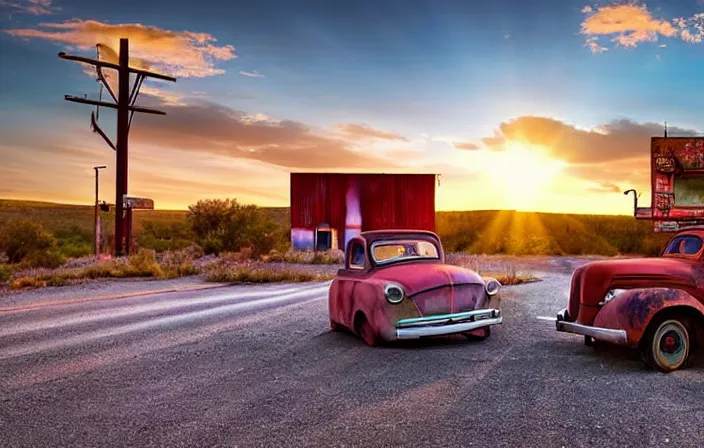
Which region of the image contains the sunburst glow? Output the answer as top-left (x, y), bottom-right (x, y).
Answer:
top-left (489, 142), bottom-right (566, 210)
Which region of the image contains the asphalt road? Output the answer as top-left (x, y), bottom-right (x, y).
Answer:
top-left (1, 274), bottom-right (704, 448)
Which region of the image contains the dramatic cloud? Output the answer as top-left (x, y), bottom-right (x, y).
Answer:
top-left (333, 123), bottom-right (409, 142)
top-left (0, 0), bottom-right (57, 15)
top-left (131, 101), bottom-right (398, 170)
top-left (452, 142), bottom-right (480, 150)
top-left (485, 115), bottom-right (697, 164)
top-left (239, 70), bottom-right (265, 78)
top-left (580, 2), bottom-right (704, 52)
top-left (5, 19), bottom-right (235, 78)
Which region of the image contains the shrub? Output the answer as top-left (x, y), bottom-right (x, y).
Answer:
top-left (187, 198), bottom-right (288, 256)
top-left (0, 219), bottom-right (64, 267)
top-left (54, 226), bottom-right (93, 258)
top-left (136, 220), bottom-right (195, 252)
top-left (0, 264), bottom-right (11, 283)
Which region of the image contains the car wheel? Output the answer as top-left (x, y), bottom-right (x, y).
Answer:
top-left (463, 327), bottom-right (490, 341)
top-left (642, 318), bottom-right (691, 372)
top-left (357, 317), bottom-right (379, 347)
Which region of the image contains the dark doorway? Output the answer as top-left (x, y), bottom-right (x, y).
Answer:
top-left (315, 223), bottom-right (332, 251)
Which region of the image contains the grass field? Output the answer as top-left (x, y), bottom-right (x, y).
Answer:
top-left (0, 199), bottom-right (670, 257)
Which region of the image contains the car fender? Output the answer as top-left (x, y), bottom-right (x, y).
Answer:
top-left (593, 288), bottom-right (704, 347)
top-left (351, 279), bottom-right (421, 342)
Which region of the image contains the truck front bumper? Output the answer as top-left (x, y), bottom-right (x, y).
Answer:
top-left (395, 308), bottom-right (502, 340)
top-left (555, 308), bottom-right (628, 345)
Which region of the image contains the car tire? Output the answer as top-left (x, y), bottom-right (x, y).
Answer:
top-left (641, 317), bottom-right (691, 373)
top-left (463, 327), bottom-right (490, 341)
top-left (356, 316), bottom-right (379, 347)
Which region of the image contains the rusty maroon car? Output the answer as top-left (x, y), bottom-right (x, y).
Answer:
top-left (328, 229), bottom-right (503, 346)
top-left (556, 227), bottom-right (704, 372)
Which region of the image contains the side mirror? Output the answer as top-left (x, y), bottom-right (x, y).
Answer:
top-left (99, 202), bottom-right (110, 212)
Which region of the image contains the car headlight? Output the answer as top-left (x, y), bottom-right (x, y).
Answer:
top-left (485, 279), bottom-right (501, 296)
top-left (602, 289), bottom-right (626, 304)
top-left (384, 283), bottom-right (405, 304)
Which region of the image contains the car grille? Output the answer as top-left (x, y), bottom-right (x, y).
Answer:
top-left (410, 283), bottom-right (486, 316)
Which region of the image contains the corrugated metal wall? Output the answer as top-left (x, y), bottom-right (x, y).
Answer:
top-left (290, 173), bottom-right (436, 249)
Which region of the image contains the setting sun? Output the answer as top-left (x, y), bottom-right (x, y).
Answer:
top-left (488, 143), bottom-right (566, 210)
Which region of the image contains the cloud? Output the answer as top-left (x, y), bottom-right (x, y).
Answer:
top-left (0, 0), bottom-right (58, 15)
top-left (4, 19), bottom-right (235, 78)
top-left (477, 115), bottom-right (700, 193)
top-left (580, 2), bottom-right (688, 52)
top-left (453, 142), bottom-right (480, 150)
top-left (239, 70), bottom-right (265, 78)
top-left (673, 14), bottom-right (704, 44)
top-left (485, 115), bottom-right (697, 164)
top-left (587, 182), bottom-right (622, 194)
top-left (332, 123), bottom-right (409, 142)
top-left (130, 101), bottom-right (398, 170)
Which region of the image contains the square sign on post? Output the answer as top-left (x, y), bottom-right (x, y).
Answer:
top-left (122, 195), bottom-right (154, 210)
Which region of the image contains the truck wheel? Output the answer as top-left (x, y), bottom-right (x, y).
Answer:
top-left (641, 317), bottom-right (691, 372)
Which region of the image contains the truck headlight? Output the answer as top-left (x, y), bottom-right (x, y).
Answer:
top-left (485, 279), bottom-right (501, 296)
top-left (384, 283), bottom-right (405, 304)
top-left (602, 289), bottom-right (626, 304)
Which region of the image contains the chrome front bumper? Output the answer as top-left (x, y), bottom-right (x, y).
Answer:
top-left (395, 308), bottom-right (502, 340)
top-left (555, 308), bottom-right (628, 345)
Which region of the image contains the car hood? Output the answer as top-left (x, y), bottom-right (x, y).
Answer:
top-left (370, 262), bottom-right (484, 296)
top-left (576, 257), bottom-right (703, 306)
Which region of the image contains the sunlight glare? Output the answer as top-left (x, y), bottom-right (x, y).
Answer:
top-left (489, 142), bottom-right (566, 210)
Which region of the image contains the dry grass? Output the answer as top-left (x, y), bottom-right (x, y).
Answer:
top-left (7, 248), bottom-right (202, 290)
top-left (446, 253), bottom-right (538, 286)
top-left (261, 249), bottom-right (344, 264)
top-left (204, 261), bottom-right (335, 284)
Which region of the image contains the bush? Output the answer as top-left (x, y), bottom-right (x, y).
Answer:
top-left (0, 219), bottom-right (64, 267)
top-left (136, 220), bottom-right (196, 252)
top-left (0, 264), bottom-right (11, 283)
top-left (54, 226), bottom-right (93, 258)
top-left (187, 198), bottom-right (288, 257)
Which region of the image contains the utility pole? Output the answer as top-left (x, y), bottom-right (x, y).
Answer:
top-left (59, 38), bottom-right (177, 256)
top-left (93, 165), bottom-right (107, 256)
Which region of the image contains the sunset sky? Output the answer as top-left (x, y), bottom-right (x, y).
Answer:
top-left (2, 0), bottom-right (704, 213)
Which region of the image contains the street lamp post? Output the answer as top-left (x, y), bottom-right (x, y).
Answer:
top-left (94, 165), bottom-right (107, 256)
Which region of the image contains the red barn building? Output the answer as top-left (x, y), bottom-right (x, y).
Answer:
top-left (290, 173), bottom-right (437, 251)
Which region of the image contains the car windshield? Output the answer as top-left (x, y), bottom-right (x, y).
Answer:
top-left (663, 235), bottom-right (703, 255)
top-left (371, 239), bottom-right (440, 264)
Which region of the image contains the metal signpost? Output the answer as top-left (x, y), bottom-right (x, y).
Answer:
top-left (59, 38), bottom-right (176, 256)
top-left (93, 165), bottom-right (107, 255)
top-left (122, 195), bottom-right (155, 255)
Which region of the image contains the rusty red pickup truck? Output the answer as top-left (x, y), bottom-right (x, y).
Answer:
top-left (556, 227), bottom-right (704, 372)
top-left (328, 229), bottom-right (503, 346)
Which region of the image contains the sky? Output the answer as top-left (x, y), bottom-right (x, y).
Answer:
top-left (2, 0), bottom-right (704, 213)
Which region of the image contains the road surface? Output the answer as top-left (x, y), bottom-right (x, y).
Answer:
top-left (1, 274), bottom-right (703, 448)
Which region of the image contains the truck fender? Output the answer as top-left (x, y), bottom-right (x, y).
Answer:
top-left (594, 288), bottom-right (704, 347)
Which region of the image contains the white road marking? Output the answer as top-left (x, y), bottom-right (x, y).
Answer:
top-left (536, 316), bottom-right (557, 322)
top-left (0, 284), bottom-right (331, 360)
top-left (0, 283), bottom-right (328, 338)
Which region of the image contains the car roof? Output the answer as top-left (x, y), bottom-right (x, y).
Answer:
top-left (358, 229), bottom-right (440, 244)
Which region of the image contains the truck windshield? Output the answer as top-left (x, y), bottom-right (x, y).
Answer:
top-left (371, 239), bottom-right (440, 264)
top-left (663, 235), bottom-right (703, 255)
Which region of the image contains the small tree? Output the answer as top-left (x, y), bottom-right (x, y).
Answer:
top-left (0, 219), bottom-right (64, 266)
top-left (187, 198), bottom-right (286, 257)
